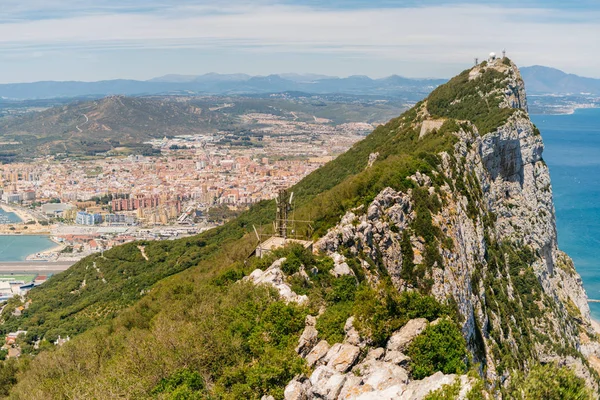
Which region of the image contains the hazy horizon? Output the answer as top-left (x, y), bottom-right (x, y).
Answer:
top-left (1, 1), bottom-right (600, 83)
top-left (0, 64), bottom-right (585, 85)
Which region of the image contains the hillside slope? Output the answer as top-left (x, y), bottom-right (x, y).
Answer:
top-left (1, 60), bottom-right (599, 399)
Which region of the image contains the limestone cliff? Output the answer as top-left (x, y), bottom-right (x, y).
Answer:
top-left (280, 59), bottom-right (600, 398)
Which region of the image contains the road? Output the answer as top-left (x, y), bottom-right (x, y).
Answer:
top-left (76, 114), bottom-right (89, 132)
top-left (0, 261), bottom-right (74, 273)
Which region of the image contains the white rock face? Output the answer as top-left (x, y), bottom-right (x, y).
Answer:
top-left (244, 258), bottom-right (309, 304)
top-left (326, 343), bottom-right (361, 373)
top-left (288, 314), bottom-right (471, 400)
top-left (331, 253), bottom-right (354, 278)
top-left (304, 60), bottom-right (600, 391)
top-left (386, 318), bottom-right (428, 352)
top-left (306, 340), bottom-right (331, 367)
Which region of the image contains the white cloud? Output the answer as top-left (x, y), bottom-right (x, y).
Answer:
top-left (0, 3), bottom-right (598, 80)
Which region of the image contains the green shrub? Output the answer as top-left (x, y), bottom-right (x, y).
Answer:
top-left (151, 369), bottom-right (206, 398)
top-left (353, 285), bottom-right (449, 346)
top-left (507, 363), bottom-right (594, 400)
top-left (424, 378), bottom-right (461, 400)
top-left (316, 302), bottom-right (353, 344)
top-left (427, 68), bottom-right (516, 135)
top-left (325, 276), bottom-right (358, 304)
top-left (407, 319), bottom-right (467, 379)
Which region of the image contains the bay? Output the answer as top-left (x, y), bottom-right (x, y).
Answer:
top-left (532, 108), bottom-right (600, 321)
top-left (0, 207), bottom-right (22, 224)
top-left (0, 235), bottom-right (57, 261)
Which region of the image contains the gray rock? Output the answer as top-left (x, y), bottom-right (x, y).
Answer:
top-left (355, 360), bottom-right (409, 391)
top-left (309, 366), bottom-right (347, 400)
top-left (401, 372), bottom-right (458, 400)
top-left (244, 258), bottom-right (309, 304)
top-left (306, 340), bottom-right (330, 367)
top-left (326, 343), bottom-right (361, 373)
top-left (386, 318), bottom-right (428, 352)
top-left (296, 325), bottom-right (319, 357)
top-left (383, 350), bottom-right (410, 367)
top-left (344, 317), bottom-right (362, 347)
top-left (364, 347), bottom-right (385, 362)
top-left (284, 380), bottom-right (307, 400)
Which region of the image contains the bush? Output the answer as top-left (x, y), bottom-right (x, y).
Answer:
top-left (151, 369), bottom-right (206, 398)
top-left (316, 302), bottom-right (353, 344)
top-left (353, 285), bottom-right (449, 346)
top-left (407, 319), bottom-right (467, 379)
top-left (507, 363), bottom-right (594, 400)
top-left (427, 67), bottom-right (516, 135)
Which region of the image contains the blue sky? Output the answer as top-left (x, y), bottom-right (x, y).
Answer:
top-left (1, 0), bottom-right (599, 83)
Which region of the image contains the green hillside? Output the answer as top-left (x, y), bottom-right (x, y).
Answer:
top-left (0, 60), bottom-right (594, 399)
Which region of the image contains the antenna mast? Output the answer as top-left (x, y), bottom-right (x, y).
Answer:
top-left (275, 189), bottom-right (290, 238)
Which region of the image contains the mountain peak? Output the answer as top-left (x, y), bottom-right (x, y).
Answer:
top-left (422, 57), bottom-right (527, 135)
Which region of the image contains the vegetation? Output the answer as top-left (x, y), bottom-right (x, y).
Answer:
top-left (427, 67), bottom-right (516, 135)
top-left (408, 319), bottom-right (468, 379)
top-left (0, 62), bottom-right (594, 399)
top-left (506, 363), bottom-right (594, 400)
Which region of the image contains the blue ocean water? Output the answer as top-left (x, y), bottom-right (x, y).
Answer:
top-left (0, 235), bottom-right (56, 261)
top-left (0, 208), bottom-right (22, 224)
top-left (532, 108), bottom-right (600, 321)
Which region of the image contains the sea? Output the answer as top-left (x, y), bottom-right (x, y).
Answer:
top-left (0, 207), bottom-right (23, 224)
top-left (532, 108), bottom-right (600, 321)
top-left (0, 235), bottom-right (56, 262)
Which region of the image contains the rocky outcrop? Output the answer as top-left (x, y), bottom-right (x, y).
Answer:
top-left (316, 188), bottom-right (413, 289)
top-left (308, 60), bottom-right (600, 392)
top-left (286, 317), bottom-right (471, 400)
top-left (245, 258), bottom-right (309, 304)
top-left (386, 318), bottom-right (428, 352)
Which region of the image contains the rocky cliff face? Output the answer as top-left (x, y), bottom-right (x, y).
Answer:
top-left (278, 60), bottom-right (600, 398)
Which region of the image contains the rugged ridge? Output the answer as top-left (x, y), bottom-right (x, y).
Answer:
top-left (281, 59), bottom-right (600, 397)
top-left (3, 59), bottom-right (599, 399)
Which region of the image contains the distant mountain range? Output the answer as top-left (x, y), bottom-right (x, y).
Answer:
top-left (520, 66), bottom-right (600, 95)
top-left (0, 74), bottom-right (445, 100)
top-left (0, 66), bottom-right (597, 101)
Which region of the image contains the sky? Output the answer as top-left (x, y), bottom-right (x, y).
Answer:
top-left (1, 0), bottom-right (599, 83)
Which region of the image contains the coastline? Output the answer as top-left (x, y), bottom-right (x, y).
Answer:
top-left (0, 203), bottom-right (33, 224)
top-left (531, 105), bottom-right (598, 116)
top-left (593, 319), bottom-right (600, 336)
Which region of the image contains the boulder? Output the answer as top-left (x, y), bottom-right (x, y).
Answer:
top-left (344, 316), bottom-right (362, 347)
top-left (284, 380), bottom-right (307, 400)
top-left (354, 360), bottom-right (409, 391)
top-left (386, 318), bottom-right (428, 352)
top-left (339, 375), bottom-right (366, 399)
top-left (310, 366), bottom-right (347, 400)
top-left (244, 258), bottom-right (309, 304)
top-left (383, 350), bottom-right (410, 367)
top-left (401, 372), bottom-right (458, 400)
top-left (326, 343), bottom-right (361, 373)
top-left (331, 252), bottom-right (354, 277)
top-left (296, 324), bottom-right (319, 356)
top-left (306, 340), bottom-right (331, 367)
top-left (364, 347), bottom-right (385, 362)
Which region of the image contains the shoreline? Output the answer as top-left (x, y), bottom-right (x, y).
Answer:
top-left (0, 203), bottom-right (33, 224)
top-left (531, 105), bottom-right (598, 116)
top-left (592, 319), bottom-right (600, 336)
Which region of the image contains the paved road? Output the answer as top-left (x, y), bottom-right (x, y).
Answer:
top-left (0, 261), bottom-right (75, 273)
